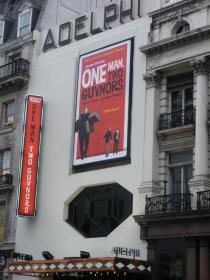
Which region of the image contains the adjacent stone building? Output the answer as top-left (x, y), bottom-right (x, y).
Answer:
top-left (135, 0), bottom-right (210, 279)
top-left (0, 0), bottom-right (44, 278)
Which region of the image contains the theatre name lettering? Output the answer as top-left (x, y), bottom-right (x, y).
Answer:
top-left (43, 0), bottom-right (141, 52)
top-left (112, 247), bottom-right (141, 258)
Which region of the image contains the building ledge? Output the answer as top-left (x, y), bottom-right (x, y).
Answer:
top-left (0, 185), bottom-right (14, 192)
top-left (134, 208), bottom-right (210, 223)
top-left (149, 0), bottom-right (202, 19)
top-left (0, 243), bottom-right (15, 251)
top-left (134, 208), bottom-right (210, 240)
top-left (0, 33), bottom-right (33, 55)
top-left (157, 124), bottom-right (194, 137)
top-left (0, 74), bottom-right (30, 91)
top-left (0, 127), bottom-right (14, 135)
top-left (140, 25), bottom-right (210, 55)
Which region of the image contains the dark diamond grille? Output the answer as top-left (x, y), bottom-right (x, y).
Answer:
top-left (66, 183), bottom-right (133, 238)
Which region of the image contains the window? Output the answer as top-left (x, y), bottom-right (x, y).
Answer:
top-left (66, 183), bottom-right (133, 238)
top-left (0, 20), bottom-right (5, 44)
top-left (8, 52), bottom-right (21, 63)
top-left (0, 201), bottom-right (6, 243)
top-left (175, 21), bottom-right (190, 35)
top-left (2, 101), bottom-right (15, 129)
top-left (156, 239), bottom-right (186, 280)
top-left (160, 254), bottom-right (183, 280)
top-left (168, 87), bottom-right (193, 127)
top-left (169, 150), bottom-right (193, 194)
top-left (0, 150), bottom-right (11, 175)
top-left (17, 8), bottom-right (32, 37)
top-left (167, 72), bottom-right (194, 127)
top-left (171, 87), bottom-right (193, 113)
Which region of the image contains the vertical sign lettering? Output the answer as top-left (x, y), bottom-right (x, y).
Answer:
top-left (17, 95), bottom-right (43, 216)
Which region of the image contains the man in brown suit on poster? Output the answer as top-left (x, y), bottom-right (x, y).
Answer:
top-left (113, 128), bottom-right (120, 154)
top-left (75, 107), bottom-right (99, 160)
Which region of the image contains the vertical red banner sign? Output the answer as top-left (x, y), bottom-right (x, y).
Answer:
top-left (17, 95), bottom-right (43, 217)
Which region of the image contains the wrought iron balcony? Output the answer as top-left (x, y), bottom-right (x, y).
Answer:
top-left (0, 58), bottom-right (30, 89)
top-left (0, 174), bottom-right (13, 186)
top-left (145, 193), bottom-right (192, 215)
top-left (197, 190), bottom-right (210, 209)
top-left (159, 108), bottom-right (195, 130)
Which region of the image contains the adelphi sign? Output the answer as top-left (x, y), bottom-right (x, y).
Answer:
top-left (43, 0), bottom-right (141, 52)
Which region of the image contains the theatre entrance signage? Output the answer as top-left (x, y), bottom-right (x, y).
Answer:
top-left (42, 0), bottom-right (140, 52)
top-left (111, 247), bottom-right (141, 259)
top-left (73, 39), bottom-right (133, 168)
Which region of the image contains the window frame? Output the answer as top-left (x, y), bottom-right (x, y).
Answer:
top-left (0, 20), bottom-right (5, 44)
top-left (169, 85), bottom-right (193, 113)
top-left (1, 100), bottom-right (15, 129)
top-left (155, 238), bottom-right (186, 280)
top-left (0, 149), bottom-right (11, 176)
top-left (0, 200), bottom-right (7, 244)
top-left (17, 8), bottom-right (33, 37)
top-left (8, 52), bottom-right (21, 63)
top-left (175, 22), bottom-right (190, 35)
top-left (168, 150), bottom-right (193, 194)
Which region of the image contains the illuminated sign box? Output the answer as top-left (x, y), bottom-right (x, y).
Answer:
top-left (73, 39), bottom-right (133, 168)
top-left (17, 95), bottom-right (43, 217)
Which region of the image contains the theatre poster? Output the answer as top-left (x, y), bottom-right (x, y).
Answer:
top-left (73, 39), bottom-right (133, 168)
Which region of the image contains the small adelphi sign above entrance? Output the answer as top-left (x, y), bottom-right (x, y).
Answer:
top-left (111, 247), bottom-right (141, 259)
top-left (43, 0), bottom-right (141, 52)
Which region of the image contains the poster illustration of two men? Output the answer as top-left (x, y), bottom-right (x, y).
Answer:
top-left (73, 39), bottom-right (132, 167)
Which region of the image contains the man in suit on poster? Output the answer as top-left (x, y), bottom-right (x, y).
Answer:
top-left (113, 128), bottom-right (120, 154)
top-left (103, 126), bottom-right (112, 157)
top-left (75, 106), bottom-right (99, 159)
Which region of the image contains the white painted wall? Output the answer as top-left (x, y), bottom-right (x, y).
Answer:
top-left (14, 9), bottom-right (151, 280)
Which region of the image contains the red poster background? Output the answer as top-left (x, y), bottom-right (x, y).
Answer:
top-left (74, 40), bottom-right (131, 165)
top-left (18, 95), bottom-right (43, 216)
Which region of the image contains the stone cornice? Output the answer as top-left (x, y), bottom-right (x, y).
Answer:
top-left (0, 33), bottom-right (34, 55)
top-left (140, 25), bottom-right (210, 55)
top-left (134, 208), bottom-right (210, 225)
top-left (134, 208), bottom-right (210, 239)
top-left (149, 0), bottom-right (209, 26)
top-left (0, 242), bottom-right (15, 251)
top-left (17, 2), bottom-right (41, 13)
top-left (0, 15), bottom-right (13, 22)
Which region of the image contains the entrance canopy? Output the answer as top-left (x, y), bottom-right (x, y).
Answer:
top-left (7, 257), bottom-right (152, 278)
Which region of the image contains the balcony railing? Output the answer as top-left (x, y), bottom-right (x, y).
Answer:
top-left (0, 58), bottom-right (30, 86)
top-left (159, 108), bottom-right (195, 130)
top-left (0, 174), bottom-right (13, 186)
top-left (197, 190), bottom-right (210, 209)
top-left (145, 193), bottom-right (192, 215)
